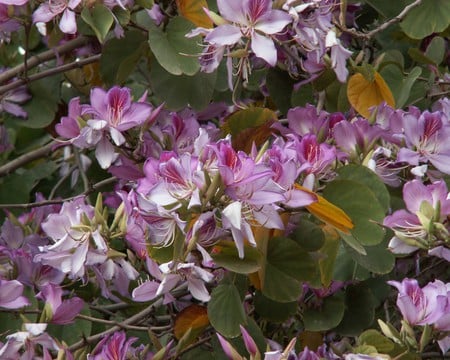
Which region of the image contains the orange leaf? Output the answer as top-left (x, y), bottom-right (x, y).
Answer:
top-left (174, 304), bottom-right (209, 340)
top-left (294, 184), bottom-right (354, 234)
top-left (221, 107), bottom-right (277, 153)
top-left (347, 72), bottom-right (395, 118)
top-left (176, 0), bottom-right (213, 28)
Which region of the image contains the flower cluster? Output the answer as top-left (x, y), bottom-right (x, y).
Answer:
top-left (389, 278), bottom-right (450, 353)
top-left (189, 0), bottom-right (353, 87)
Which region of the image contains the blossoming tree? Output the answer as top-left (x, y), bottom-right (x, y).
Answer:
top-left (0, 0), bottom-right (449, 359)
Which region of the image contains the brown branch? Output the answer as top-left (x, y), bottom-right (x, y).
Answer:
top-left (0, 141), bottom-right (56, 177)
top-left (0, 36), bottom-right (92, 85)
top-left (339, 0), bottom-right (422, 40)
top-left (0, 54), bottom-right (101, 95)
top-left (68, 298), bottom-right (164, 352)
top-left (0, 177), bottom-right (117, 209)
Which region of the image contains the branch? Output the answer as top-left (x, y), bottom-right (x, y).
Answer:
top-left (0, 177), bottom-right (117, 209)
top-left (0, 36), bottom-right (92, 85)
top-left (68, 298), bottom-right (164, 352)
top-left (0, 54), bottom-right (101, 95)
top-left (0, 141), bottom-right (56, 177)
top-left (76, 314), bottom-right (171, 332)
top-left (339, 0), bottom-right (422, 40)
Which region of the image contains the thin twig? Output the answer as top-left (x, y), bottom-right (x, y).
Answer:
top-left (67, 283), bottom-right (187, 351)
top-left (0, 141), bottom-right (56, 178)
top-left (76, 314), bottom-right (171, 332)
top-left (0, 177), bottom-right (117, 209)
top-left (0, 54), bottom-right (101, 95)
top-left (339, 0), bottom-right (422, 40)
top-left (0, 36), bottom-right (91, 85)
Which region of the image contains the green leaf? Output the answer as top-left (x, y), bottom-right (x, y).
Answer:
top-left (337, 165), bottom-right (390, 213)
top-left (358, 329), bottom-right (395, 353)
top-left (400, 0), bottom-right (450, 39)
top-left (363, 0), bottom-right (411, 18)
top-left (266, 68), bottom-right (295, 115)
top-left (262, 237), bottom-right (318, 302)
top-left (323, 180), bottom-right (386, 246)
top-left (147, 16), bottom-right (202, 76)
top-left (344, 239), bottom-right (395, 274)
top-left (21, 74), bottom-right (61, 128)
top-left (425, 36), bottom-right (446, 65)
top-left (266, 238), bottom-right (319, 284)
top-left (100, 30), bottom-right (148, 85)
top-left (254, 291), bottom-right (298, 322)
top-left (380, 65), bottom-right (422, 108)
top-left (333, 243), bottom-right (371, 281)
top-left (335, 284), bottom-right (377, 336)
top-left (303, 294), bottom-right (345, 331)
top-left (208, 283), bottom-right (246, 337)
top-left (0, 161), bottom-right (57, 205)
top-left (340, 232), bottom-right (367, 255)
top-left (149, 60), bottom-right (217, 111)
top-left (318, 232), bottom-right (340, 287)
top-left (81, 5), bottom-right (114, 43)
top-left (289, 218), bottom-right (325, 252)
top-left (211, 242), bottom-right (261, 274)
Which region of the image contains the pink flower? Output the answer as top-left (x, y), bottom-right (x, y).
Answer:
top-left (0, 279), bottom-right (29, 309)
top-left (33, 0), bottom-right (81, 34)
top-left (37, 284), bottom-right (84, 325)
top-left (397, 110), bottom-right (450, 174)
top-left (34, 197), bottom-right (108, 280)
top-left (81, 86), bottom-right (153, 168)
top-left (388, 278), bottom-right (447, 326)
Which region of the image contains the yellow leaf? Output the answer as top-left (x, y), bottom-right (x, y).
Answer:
top-left (176, 0), bottom-right (213, 28)
top-left (347, 72), bottom-right (395, 118)
top-left (174, 304), bottom-right (209, 340)
top-left (294, 184), bottom-right (354, 234)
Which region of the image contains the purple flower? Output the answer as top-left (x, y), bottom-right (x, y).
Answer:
top-left (384, 180), bottom-right (450, 254)
top-left (37, 284), bottom-right (84, 324)
top-left (325, 30), bottom-right (352, 83)
top-left (0, 82), bottom-right (30, 118)
top-left (33, 0), bottom-right (81, 34)
top-left (296, 134), bottom-right (337, 177)
top-left (34, 197), bottom-right (108, 279)
top-left (388, 278), bottom-right (447, 326)
top-left (333, 118), bottom-right (383, 159)
top-left (88, 331), bottom-right (138, 360)
top-left (0, 279), bottom-right (29, 309)
top-left (81, 86), bottom-right (153, 168)
top-left (133, 260), bottom-right (214, 302)
top-left (397, 110), bottom-right (450, 174)
top-left (0, 323), bottom-right (60, 359)
top-left (203, 0), bottom-right (291, 66)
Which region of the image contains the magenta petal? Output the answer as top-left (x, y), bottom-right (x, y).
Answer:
top-left (52, 297), bottom-right (84, 324)
top-left (95, 138), bottom-right (117, 169)
top-left (0, 0), bottom-right (29, 4)
top-left (2, 101), bottom-right (27, 118)
top-left (403, 180), bottom-right (433, 214)
top-left (56, 116), bottom-right (80, 138)
top-left (33, 3), bottom-right (58, 23)
top-left (132, 281), bottom-right (160, 302)
top-left (255, 10), bottom-right (291, 34)
top-left (251, 31), bottom-right (277, 66)
top-left (217, 0), bottom-right (245, 23)
top-left (0, 280), bottom-right (30, 309)
top-left (205, 24), bottom-right (242, 46)
top-left (89, 87), bottom-right (108, 116)
top-left (59, 9), bottom-right (77, 34)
